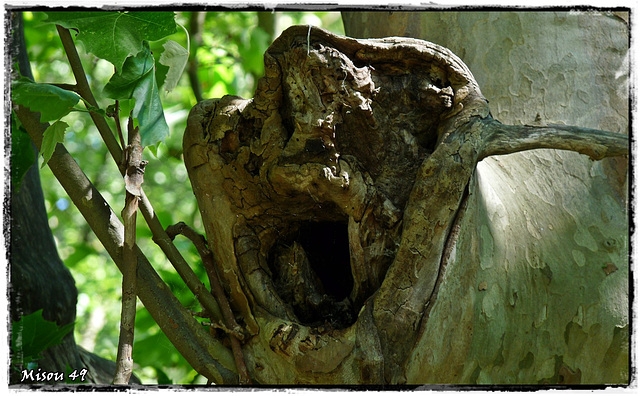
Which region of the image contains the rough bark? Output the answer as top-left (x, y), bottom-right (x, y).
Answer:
top-left (183, 23), bottom-right (628, 385)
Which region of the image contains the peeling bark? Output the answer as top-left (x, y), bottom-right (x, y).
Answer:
top-left (183, 25), bottom-right (628, 384)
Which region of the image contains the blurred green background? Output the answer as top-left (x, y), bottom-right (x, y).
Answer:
top-left (22, 11), bottom-right (344, 384)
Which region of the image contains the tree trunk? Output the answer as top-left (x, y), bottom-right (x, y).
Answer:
top-left (342, 11), bottom-right (629, 385)
top-left (183, 15), bottom-right (628, 385)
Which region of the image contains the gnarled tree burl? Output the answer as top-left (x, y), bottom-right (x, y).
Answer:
top-left (184, 26), bottom-right (628, 384)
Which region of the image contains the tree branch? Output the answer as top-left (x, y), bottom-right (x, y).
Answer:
top-left (14, 104), bottom-right (238, 384)
top-left (257, 12), bottom-right (276, 41)
top-left (56, 25), bottom-right (123, 167)
top-left (478, 118), bottom-right (629, 161)
top-left (113, 189), bottom-right (138, 384)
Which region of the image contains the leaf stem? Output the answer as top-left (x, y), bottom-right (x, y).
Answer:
top-left (112, 101), bottom-right (126, 150)
top-left (51, 82), bottom-right (79, 92)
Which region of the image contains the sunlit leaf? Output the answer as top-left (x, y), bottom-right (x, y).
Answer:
top-left (40, 120), bottom-right (68, 168)
top-left (11, 77), bottom-right (79, 123)
top-left (159, 40), bottom-right (188, 92)
top-left (44, 11), bottom-right (177, 72)
top-left (103, 44), bottom-right (169, 147)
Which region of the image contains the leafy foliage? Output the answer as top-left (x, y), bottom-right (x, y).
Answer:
top-left (159, 40), bottom-right (189, 93)
top-left (103, 43), bottom-right (169, 147)
top-left (40, 120), bottom-right (69, 167)
top-left (11, 77), bottom-right (79, 122)
top-left (11, 78), bottom-right (81, 166)
top-left (44, 11), bottom-right (177, 72)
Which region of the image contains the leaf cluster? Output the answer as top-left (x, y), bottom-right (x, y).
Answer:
top-left (12, 11), bottom-right (185, 182)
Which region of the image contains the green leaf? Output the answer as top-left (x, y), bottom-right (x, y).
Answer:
top-left (146, 143), bottom-right (160, 158)
top-left (11, 309), bottom-right (74, 366)
top-left (44, 11), bottom-right (177, 72)
top-left (103, 45), bottom-right (170, 147)
top-left (11, 112), bottom-right (36, 193)
top-left (159, 40), bottom-right (188, 92)
top-left (155, 63), bottom-right (170, 92)
top-left (40, 120), bottom-right (68, 168)
top-left (11, 77), bottom-right (79, 123)
top-left (103, 45), bottom-right (155, 99)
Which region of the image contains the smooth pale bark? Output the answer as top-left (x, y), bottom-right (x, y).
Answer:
top-left (344, 11), bottom-right (629, 384)
top-left (184, 16), bottom-right (628, 385)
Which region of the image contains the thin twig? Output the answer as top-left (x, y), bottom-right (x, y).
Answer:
top-left (113, 118), bottom-right (145, 384)
top-left (165, 223), bottom-right (243, 339)
top-left (166, 222), bottom-right (252, 385)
